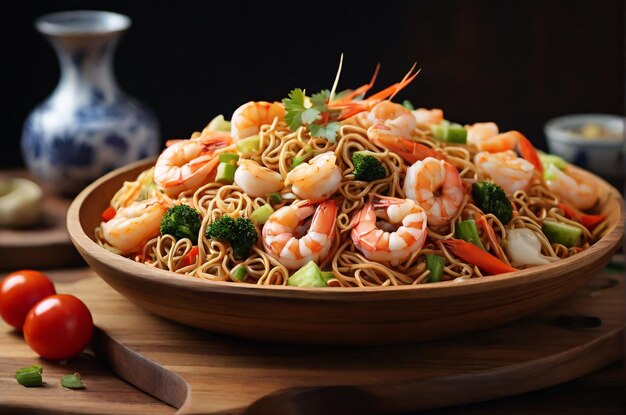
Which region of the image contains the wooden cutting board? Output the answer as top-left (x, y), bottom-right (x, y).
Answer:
top-left (54, 268), bottom-right (624, 415)
top-left (0, 170), bottom-right (84, 270)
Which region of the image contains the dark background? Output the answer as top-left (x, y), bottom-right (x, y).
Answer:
top-left (1, 0), bottom-right (623, 168)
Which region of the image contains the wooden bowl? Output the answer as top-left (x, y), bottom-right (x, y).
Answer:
top-left (67, 159), bottom-right (625, 345)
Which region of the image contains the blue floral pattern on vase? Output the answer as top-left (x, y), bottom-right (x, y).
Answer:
top-left (22, 11), bottom-right (160, 196)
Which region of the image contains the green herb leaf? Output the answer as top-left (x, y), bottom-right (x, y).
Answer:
top-left (310, 90), bottom-right (330, 108)
top-left (283, 88), bottom-right (308, 131)
top-left (16, 365), bottom-right (43, 387)
top-left (309, 122), bottom-right (341, 143)
top-left (300, 108), bottom-right (321, 125)
top-left (61, 373), bottom-right (85, 390)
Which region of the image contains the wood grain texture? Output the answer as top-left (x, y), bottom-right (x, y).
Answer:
top-left (0, 268), bottom-right (172, 415)
top-left (67, 159), bottom-right (625, 345)
top-left (69, 268), bottom-right (625, 414)
top-left (0, 170), bottom-right (84, 270)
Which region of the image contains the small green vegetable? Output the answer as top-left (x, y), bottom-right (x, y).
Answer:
top-left (216, 162), bottom-right (236, 184)
top-left (538, 151), bottom-right (568, 171)
top-left (352, 151), bottom-right (387, 181)
top-left (268, 192), bottom-right (283, 205)
top-left (291, 156), bottom-right (304, 170)
top-left (287, 261), bottom-right (327, 287)
top-left (321, 271), bottom-right (336, 284)
top-left (425, 254), bottom-right (445, 283)
top-left (472, 181), bottom-right (513, 224)
top-left (402, 99), bottom-right (415, 111)
top-left (236, 135), bottom-right (260, 156)
top-left (455, 219), bottom-right (485, 250)
top-left (251, 204), bottom-right (274, 225)
top-left (205, 215), bottom-right (258, 260)
top-left (205, 114), bottom-right (231, 132)
top-left (16, 365), bottom-right (43, 387)
top-left (219, 152), bottom-right (239, 164)
top-left (160, 205), bottom-right (202, 244)
top-left (232, 266), bottom-right (248, 281)
top-left (431, 120), bottom-right (467, 144)
top-left (542, 220), bottom-right (582, 247)
top-left (61, 373), bottom-right (85, 390)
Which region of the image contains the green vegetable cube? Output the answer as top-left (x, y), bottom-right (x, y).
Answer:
top-left (287, 261), bottom-right (327, 287)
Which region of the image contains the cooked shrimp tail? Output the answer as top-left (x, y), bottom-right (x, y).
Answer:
top-left (513, 131), bottom-right (543, 174)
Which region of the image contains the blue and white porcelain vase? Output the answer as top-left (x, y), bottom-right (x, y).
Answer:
top-left (22, 10), bottom-right (160, 196)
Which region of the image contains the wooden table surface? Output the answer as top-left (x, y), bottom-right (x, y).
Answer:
top-left (0, 266), bottom-right (624, 415)
top-left (0, 174), bottom-right (624, 414)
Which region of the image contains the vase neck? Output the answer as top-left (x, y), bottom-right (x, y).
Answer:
top-left (48, 33), bottom-right (123, 104)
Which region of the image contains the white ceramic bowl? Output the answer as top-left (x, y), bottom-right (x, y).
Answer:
top-left (544, 114), bottom-right (624, 183)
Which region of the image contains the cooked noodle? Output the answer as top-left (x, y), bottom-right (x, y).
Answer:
top-left (95, 111), bottom-right (608, 288)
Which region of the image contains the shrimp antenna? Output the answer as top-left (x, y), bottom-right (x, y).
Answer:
top-left (388, 63), bottom-right (420, 102)
top-left (328, 53), bottom-right (344, 103)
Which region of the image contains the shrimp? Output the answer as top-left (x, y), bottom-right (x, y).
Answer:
top-left (466, 122), bottom-right (500, 149)
top-left (285, 151), bottom-right (341, 202)
top-left (230, 101), bottom-right (285, 141)
top-left (413, 108), bottom-right (444, 125)
top-left (234, 159), bottom-right (283, 198)
top-left (350, 196), bottom-right (428, 264)
top-left (262, 199), bottom-right (337, 270)
top-left (368, 124), bottom-right (444, 164)
top-left (101, 197), bottom-right (170, 255)
top-left (403, 157), bottom-right (464, 227)
top-left (366, 100), bottom-right (417, 137)
top-left (154, 134), bottom-right (235, 197)
top-left (466, 125), bottom-right (544, 173)
top-left (474, 150), bottom-right (535, 194)
top-left (545, 165), bottom-right (598, 211)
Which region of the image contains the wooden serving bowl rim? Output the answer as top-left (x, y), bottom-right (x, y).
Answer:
top-left (67, 158), bottom-right (625, 301)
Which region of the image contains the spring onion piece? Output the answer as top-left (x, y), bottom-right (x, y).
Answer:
top-left (402, 99), bottom-right (415, 111)
top-left (61, 373), bottom-right (85, 390)
top-left (219, 152), bottom-right (239, 164)
top-left (268, 192), bottom-right (283, 205)
top-left (287, 260), bottom-right (327, 287)
top-left (455, 219), bottom-right (485, 250)
top-left (321, 271), bottom-right (335, 284)
top-left (425, 254), bottom-right (445, 283)
top-left (538, 151), bottom-right (568, 171)
top-left (251, 204), bottom-right (274, 225)
top-left (542, 220), bottom-right (582, 248)
top-left (291, 156), bottom-right (304, 170)
top-left (431, 120), bottom-right (467, 144)
top-left (205, 114), bottom-right (231, 132)
top-left (16, 365), bottom-right (43, 387)
top-left (216, 163), bottom-right (237, 184)
top-left (236, 134), bottom-right (260, 156)
top-left (232, 266), bottom-right (248, 281)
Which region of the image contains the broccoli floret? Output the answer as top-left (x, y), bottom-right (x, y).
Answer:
top-left (160, 204), bottom-right (202, 244)
top-left (205, 215), bottom-right (258, 260)
top-left (472, 181), bottom-right (513, 224)
top-left (352, 151), bottom-right (387, 181)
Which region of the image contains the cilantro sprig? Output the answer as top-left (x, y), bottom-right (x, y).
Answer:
top-left (282, 88), bottom-right (341, 143)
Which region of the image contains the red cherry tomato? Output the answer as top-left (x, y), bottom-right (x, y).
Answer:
top-left (23, 294), bottom-right (93, 360)
top-left (0, 270), bottom-right (56, 330)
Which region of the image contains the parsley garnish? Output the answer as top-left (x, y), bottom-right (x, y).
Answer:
top-left (282, 88), bottom-right (342, 143)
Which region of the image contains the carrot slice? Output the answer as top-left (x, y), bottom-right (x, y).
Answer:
top-left (441, 238), bottom-right (517, 275)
